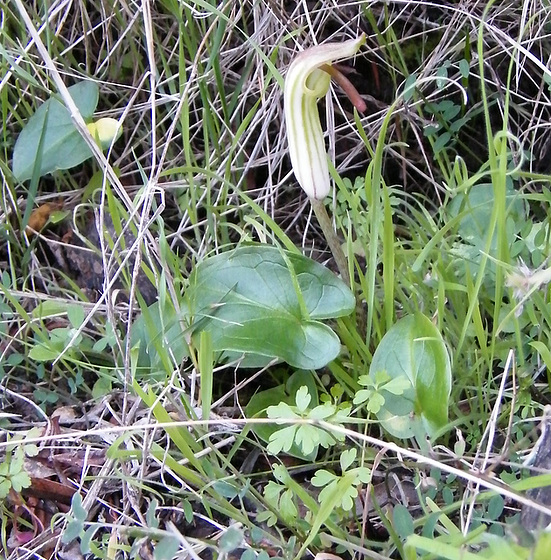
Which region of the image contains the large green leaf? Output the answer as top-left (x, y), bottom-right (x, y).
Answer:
top-left (12, 81), bottom-right (99, 181)
top-left (185, 245), bottom-right (355, 369)
top-left (369, 313), bottom-right (452, 440)
top-left (132, 245), bottom-right (355, 372)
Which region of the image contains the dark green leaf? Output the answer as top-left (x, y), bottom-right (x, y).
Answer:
top-left (213, 480), bottom-right (239, 499)
top-left (28, 343), bottom-right (60, 362)
top-left (250, 526), bottom-right (263, 544)
top-left (442, 486), bottom-right (454, 505)
top-left (459, 59), bottom-right (470, 78)
top-left (241, 550), bottom-right (257, 560)
top-left (61, 493), bottom-right (87, 543)
top-left (286, 369), bottom-right (319, 401)
top-left (145, 499), bottom-right (159, 529)
top-left (130, 298), bottom-right (190, 377)
top-left (133, 245), bottom-right (354, 370)
top-left (433, 132), bottom-right (451, 155)
top-left (487, 494), bottom-right (504, 520)
top-left (154, 537), bottom-right (180, 560)
top-left (92, 376), bottom-right (112, 400)
top-left (421, 512), bottom-right (441, 539)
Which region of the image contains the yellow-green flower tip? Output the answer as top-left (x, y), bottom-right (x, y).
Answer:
top-left (284, 35), bottom-right (365, 200)
top-left (86, 117), bottom-right (122, 149)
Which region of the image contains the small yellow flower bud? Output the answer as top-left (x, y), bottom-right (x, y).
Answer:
top-left (86, 117), bottom-right (122, 149)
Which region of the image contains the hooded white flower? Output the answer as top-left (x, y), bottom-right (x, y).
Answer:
top-left (284, 35), bottom-right (365, 199)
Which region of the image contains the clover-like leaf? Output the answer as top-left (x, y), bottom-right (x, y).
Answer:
top-left (353, 388), bottom-right (373, 406)
top-left (374, 370), bottom-right (391, 385)
top-left (295, 424), bottom-right (322, 456)
top-left (9, 469), bottom-right (31, 493)
top-left (340, 448), bottom-right (357, 472)
top-left (295, 386), bottom-right (312, 413)
top-left (267, 425), bottom-right (297, 455)
top-left (264, 481), bottom-right (283, 503)
top-left (314, 471), bottom-right (361, 512)
top-left (0, 479), bottom-right (11, 499)
top-left (384, 376), bottom-right (412, 396)
top-left (247, 371), bottom-right (319, 460)
top-left (265, 383), bottom-right (350, 457)
top-left (279, 488), bottom-right (298, 521)
top-left (311, 469), bottom-right (335, 487)
top-left (366, 392), bottom-right (385, 414)
top-left (309, 402), bottom-right (338, 420)
top-left (267, 401), bottom-right (299, 421)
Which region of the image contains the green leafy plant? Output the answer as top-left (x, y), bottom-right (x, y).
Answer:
top-left (405, 526), bottom-right (551, 560)
top-left (447, 180), bottom-right (527, 259)
top-left (266, 385), bottom-right (351, 456)
top-left (0, 428), bottom-right (40, 499)
top-left (353, 370), bottom-right (411, 414)
top-left (245, 369), bottom-right (321, 459)
top-left (5, 2), bottom-right (551, 559)
top-left (258, 465), bottom-right (300, 527)
top-left (423, 98), bottom-right (471, 156)
top-left (23, 298), bottom-right (123, 400)
top-left (311, 448), bottom-right (371, 511)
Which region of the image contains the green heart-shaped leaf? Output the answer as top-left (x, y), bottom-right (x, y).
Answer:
top-left (369, 313), bottom-right (452, 440)
top-left (185, 245), bottom-right (355, 369)
top-left (447, 181), bottom-right (526, 250)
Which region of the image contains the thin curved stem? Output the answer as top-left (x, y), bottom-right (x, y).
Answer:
top-left (311, 198), bottom-right (350, 287)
